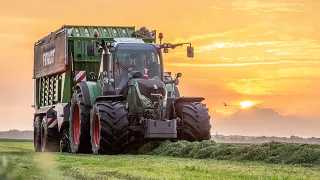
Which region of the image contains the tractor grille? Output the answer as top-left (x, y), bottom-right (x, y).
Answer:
top-left (137, 79), bottom-right (166, 102)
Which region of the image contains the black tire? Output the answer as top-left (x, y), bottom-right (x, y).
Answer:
top-left (90, 101), bottom-right (129, 155)
top-left (41, 116), bottom-right (60, 152)
top-left (176, 102), bottom-right (211, 141)
top-left (69, 89), bottom-right (92, 153)
top-left (34, 116), bottom-right (42, 152)
top-left (60, 124), bottom-right (70, 153)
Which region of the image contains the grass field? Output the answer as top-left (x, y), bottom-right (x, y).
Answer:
top-left (1, 140), bottom-right (320, 180)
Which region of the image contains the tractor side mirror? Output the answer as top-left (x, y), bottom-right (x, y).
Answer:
top-left (187, 46), bottom-right (194, 58)
top-left (173, 72), bottom-right (182, 85)
top-left (87, 43), bottom-right (95, 56)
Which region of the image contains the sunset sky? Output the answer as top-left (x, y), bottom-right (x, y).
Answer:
top-left (0, 0), bottom-right (319, 137)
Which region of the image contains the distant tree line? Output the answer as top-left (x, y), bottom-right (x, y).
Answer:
top-left (0, 130), bottom-right (33, 140)
top-left (212, 134), bottom-right (320, 144)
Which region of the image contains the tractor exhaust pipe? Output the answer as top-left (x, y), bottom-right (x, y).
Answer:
top-left (101, 40), bottom-right (111, 79)
top-left (100, 40), bottom-right (115, 95)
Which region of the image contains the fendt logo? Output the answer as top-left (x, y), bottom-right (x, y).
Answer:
top-left (43, 49), bottom-right (56, 66)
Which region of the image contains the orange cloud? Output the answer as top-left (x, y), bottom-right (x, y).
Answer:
top-left (165, 61), bottom-right (320, 67)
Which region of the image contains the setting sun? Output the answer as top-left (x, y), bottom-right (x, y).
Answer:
top-left (240, 101), bottom-right (254, 109)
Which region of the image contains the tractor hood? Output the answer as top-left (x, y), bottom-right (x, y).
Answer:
top-left (129, 78), bottom-right (167, 108)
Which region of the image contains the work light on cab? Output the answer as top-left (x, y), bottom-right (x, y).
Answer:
top-left (94, 29), bottom-right (99, 38)
top-left (158, 32), bottom-right (163, 44)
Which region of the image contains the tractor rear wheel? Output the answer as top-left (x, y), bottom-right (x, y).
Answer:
top-left (41, 116), bottom-right (60, 152)
top-left (176, 102), bottom-right (211, 141)
top-left (69, 89), bottom-right (92, 153)
top-left (34, 116), bottom-right (42, 152)
top-left (90, 100), bottom-right (129, 155)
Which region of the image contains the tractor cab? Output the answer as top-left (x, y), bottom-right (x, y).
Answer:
top-left (94, 35), bottom-right (193, 98)
top-left (111, 42), bottom-right (163, 94)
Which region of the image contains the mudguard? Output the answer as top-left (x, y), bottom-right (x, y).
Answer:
top-left (34, 106), bottom-right (58, 129)
top-left (94, 95), bottom-right (124, 103)
top-left (174, 96), bottom-right (205, 104)
top-left (165, 96), bottom-right (205, 119)
top-left (75, 81), bottom-right (91, 106)
top-left (75, 81), bottom-right (102, 107)
top-left (166, 96), bottom-right (205, 108)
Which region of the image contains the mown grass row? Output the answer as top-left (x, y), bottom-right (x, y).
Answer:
top-left (138, 140), bottom-right (320, 166)
top-left (0, 139), bottom-right (32, 142)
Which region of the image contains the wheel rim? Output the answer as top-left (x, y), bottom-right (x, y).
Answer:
top-left (93, 114), bottom-right (100, 147)
top-left (41, 126), bottom-right (45, 152)
top-left (73, 104), bottom-right (80, 144)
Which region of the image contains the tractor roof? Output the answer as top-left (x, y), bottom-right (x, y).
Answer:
top-left (34, 25), bottom-right (156, 46)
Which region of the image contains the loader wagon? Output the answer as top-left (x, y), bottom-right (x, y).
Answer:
top-left (32, 25), bottom-right (212, 154)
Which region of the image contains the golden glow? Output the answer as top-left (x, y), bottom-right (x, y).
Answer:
top-left (240, 101), bottom-right (254, 109)
top-left (0, 0), bottom-right (319, 133)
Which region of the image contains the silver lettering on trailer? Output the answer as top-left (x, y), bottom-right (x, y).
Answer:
top-left (43, 49), bottom-right (56, 66)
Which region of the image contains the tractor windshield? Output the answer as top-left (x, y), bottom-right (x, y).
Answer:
top-left (113, 43), bottom-right (162, 88)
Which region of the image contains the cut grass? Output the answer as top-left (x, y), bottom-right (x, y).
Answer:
top-left (1, 141), bottom-right (320, 179)
top-left (0, 139), bottom-right (32, 142)
top-left (140, 140), bottom-right (320, 166)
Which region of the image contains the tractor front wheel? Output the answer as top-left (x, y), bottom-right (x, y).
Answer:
top-left (176, 102), bottom-right (211, 141)
top-left (69, 89), bottom-right (92, 153)
top-left (90, 100), bottom-right (129, 155)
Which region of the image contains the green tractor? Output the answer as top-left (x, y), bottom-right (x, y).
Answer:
top-left (32, 25), bottom-right (211, 154)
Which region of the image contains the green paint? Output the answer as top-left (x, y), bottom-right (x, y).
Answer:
top-left (126, 79), bottom-right (145, 116)
top-left (34, 25), bottom-right (163, 110)
top-left (124, 78), bottom-right (167, 116)
top-left (61, 71), bottom-right (72, 103)
top-left (86, 81), bottom-right (102, 106)
top-left (166, 84), bottom-right (175, 97)
top-left (66, 26), bottom-right (136, 39)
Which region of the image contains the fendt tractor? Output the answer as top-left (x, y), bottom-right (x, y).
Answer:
top-left (32, 25), bottom-right (211, 154)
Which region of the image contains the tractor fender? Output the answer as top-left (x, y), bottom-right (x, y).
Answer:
top-left (166, 96), bottom-right (205, 118)
top-left (75, 81), bottom-right (91, 107)
top-left (54, 103), bottom-right (70, 132)
top-left (94, 95), bottom-right (124, 103)
top-left (75, 81), bottom-right (102, 107)
top-left (174, 96), bottom-right (205, 104)
top-left (173, 96), bottom-right (205, 112)
top-left (166, 96), bottom-right (205, 110)
top-left (34, 106), bottom-right (58, 129)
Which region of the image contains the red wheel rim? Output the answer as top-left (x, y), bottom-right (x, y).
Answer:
top-left (41, 126), bottom-right (45, 152)
top-left (73, 104), bottom-right (80, 144)
top-left (93, 114), bottom-right (100, 147)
